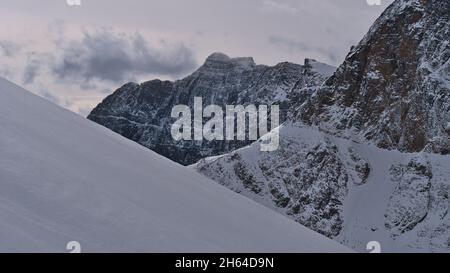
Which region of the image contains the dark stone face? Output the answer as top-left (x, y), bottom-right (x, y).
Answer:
top-left (298, 0), bottom-right (450, 154)
top-left (88, 54), bottom-right (332, 165)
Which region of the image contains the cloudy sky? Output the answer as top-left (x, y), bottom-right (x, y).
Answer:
top-left (0, 0), bottom-right (393, 116)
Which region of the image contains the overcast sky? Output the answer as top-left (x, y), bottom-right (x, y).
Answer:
top-left (0, 0), bottom-right (394, 116)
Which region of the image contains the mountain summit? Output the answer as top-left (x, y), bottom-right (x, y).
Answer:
top-left (88, 53), bottom-right (335, 165)
top-left (203, 52), bottom-right (256, 68)
top-left (299, 0), bottom-right (450, 154)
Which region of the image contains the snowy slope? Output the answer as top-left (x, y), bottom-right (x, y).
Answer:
top-left (0, 77), bottom-right (349, 253)
top-left (194, 123), bottom-right (450, 252)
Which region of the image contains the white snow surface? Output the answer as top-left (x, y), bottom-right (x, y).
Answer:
top-left (0, 77), bottom-right (350, 253)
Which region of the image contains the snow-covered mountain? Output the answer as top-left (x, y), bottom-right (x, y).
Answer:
top-left (0, 77), bottom-right (349, 253)
top-left (194, 0), bottom-right (450, 252)
top-left (88, 53), bottom-right (335, 165)
top-left (194, 123), bottom-right (450, 252)
top-left (69, 0), bottom-right (449, 253)
top-left (298, 0), bottom-right (450, 154)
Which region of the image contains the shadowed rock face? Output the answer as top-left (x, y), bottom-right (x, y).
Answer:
top-left (386, 155), bottom-right (433, 236)
top-left (299, 0), bottom-right (450, 154)
top-left (195, 125), bottom-right (352, 238)
top-left (88, 53), bottom-right (334, 165)
top-left (193, 0), bottom-right (450, 252)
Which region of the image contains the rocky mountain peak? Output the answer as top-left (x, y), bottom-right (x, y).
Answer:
top-left (202, 52), bottom-right (256, 70)
top-left (204, 52), bottom-right (231, 64)
top-left (298, 0), bottom-right (450, 154)
top-left (89, 53), bottom-right (333, 165)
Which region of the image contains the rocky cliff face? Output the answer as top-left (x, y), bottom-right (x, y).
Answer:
top-left (88, 53), bottom-right (334, 165)
top-left (194, 123), bottom-right (450, 252)
top-left (195, 124), bottom-right (365, 238)
top-left (194, 0), bottom-right (450, 252)
top-left (298, 0), bottom-right (450, 154)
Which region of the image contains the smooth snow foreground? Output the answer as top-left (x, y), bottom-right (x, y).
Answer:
top-left (0, 77), bottom-right (349, 252)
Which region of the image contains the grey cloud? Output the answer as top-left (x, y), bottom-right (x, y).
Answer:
top-left (269, 36), bottom-right (310, 52)
top-left (47, 19), bottom-right (66, 46)
top-left (269, 35), bottom-right (340, 64)
top-left (326, 52), bottom-right (340, 66)
top-left (39, 89), bottom-right (60, 105)
top-left (23, 53), bottom-right (52, 85)
top-left (0, 41), bottom-right (21, 57)
top-left (80, 81), bottom-right (99, 91)
top-left (0, 65), bottom-right (13, 79)
top-left (51, 29), bottom-right (198, 84)
top-left (77, 106), bottom-right (93, 118)
top-left (23, 58), bottom-right (40, 84)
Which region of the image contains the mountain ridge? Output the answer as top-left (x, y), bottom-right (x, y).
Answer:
top-left (88, 52), bottom-right (335, 165)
